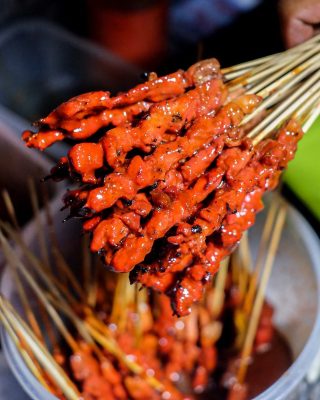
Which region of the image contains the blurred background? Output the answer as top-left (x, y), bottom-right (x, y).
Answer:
top-left (0, 0), bottom-right (283, 70)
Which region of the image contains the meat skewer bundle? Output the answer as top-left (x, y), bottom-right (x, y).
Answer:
top-left (22, 34), bottom-right (320, 315)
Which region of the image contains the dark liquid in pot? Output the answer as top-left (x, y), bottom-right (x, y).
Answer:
top-left (197, 329), bottom-right (292, 400)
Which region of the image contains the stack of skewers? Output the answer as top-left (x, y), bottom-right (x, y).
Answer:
top-left (0, 33), bottom-right (319, 400)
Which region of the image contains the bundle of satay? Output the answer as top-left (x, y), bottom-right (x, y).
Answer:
top-left (0, 184), bottom-right (289, 400)
top-left (22, 33), bottom-right (320, 317)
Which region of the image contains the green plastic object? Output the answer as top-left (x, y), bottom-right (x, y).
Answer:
top-left (284, 117), bottom-right (320, 220)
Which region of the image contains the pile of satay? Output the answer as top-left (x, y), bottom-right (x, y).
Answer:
top-left (22, 35), bottom-right (320, 317)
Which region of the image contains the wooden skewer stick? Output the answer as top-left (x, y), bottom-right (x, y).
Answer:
top-left (1, 192), bottom-right (60, 349)
top-left (0, 226), bottom-right (96, 350)
top-left (210, 257), bottom-right (229, 318)
top-left (0, 297), bottom-right (81, 400)
top-left (28, 179), bottom-right (50, 267)
top-left (223, 32), bottom-right (320, 76)
top-left (230, 34), bottom-right (320, 87)
top-left (248, 46), bottom-right (320, 95)
top-left (224, 68), bottom-right (253, 81)
top-left (227, 46), bottom-right (312, 90)
top-left (242, 199), bottom-right (280, 317)
top-left (37, 300), bottom-right (58, 351)
top-left (241, 53), bottom-right (320, 126)
top-left (250, 70), bottom-right (320, 144)
top-left (47, 295), bottom-right (106, 360)
top-left (237, 232), bottom-right (253, 306)
top-left (0, 231), bottom-right (79, 353)
top-left (0, 221), bottom-right (78, 308)
top-left (0, 308), bottom-right (53, 392)
top-left (222, 54), bottom-right (276, 75)
top-left (27, 184), bottom-right (84, 299)
top-left (228, 52), bottom-right (299, 91)
top-left (110, 272), bottom-right (135, 332)
top-left (302, 102), bottom-right (320, 132)
top-left (1, 193), bottom-right (44, 341)
top-left (236, 205), bottom-right (287, 385)
top-left (0, 245), bottom-right (43, 341)
top-left (294, 90), bottom-right (320, 121)
top-left (1, 190), bottom-right (19, 229)
top-left (85, 322), bottom-right (165, 393)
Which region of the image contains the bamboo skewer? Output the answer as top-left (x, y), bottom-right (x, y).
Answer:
top-left (250, 70), bottom-right (320, 144)
top-left (210, 257), bottom-right (229, 318)
top-left (222, 54), bottom-right (275, 75)
top-left (40, 184), bottom-right (86, 301)
top-left (0, 231), bottom-right (79, 353)
top-left (0, 308), bottom-right (52, 392)
top-left (85, 322), bottom-right (165, 392)
top-left (2, 190), bottom-right (61, 350)
top-left (241, 53), bottom-right (320, 126)
top-left (295, 91), bottom-right (320, 121)
top-left (302, 102), bottom-right (320, 132)
top-left (223, 32), bottom-right (320, 78)
top-left (236, 232), bottom-right (253, 306)
top-left (110, 272), bottom-right (135, 332)
top-left (0, 297), bottom-right (81, 400)
top-left (0, 222), bottom-right (78, 308)
top-left (28, 179), bottom-right (50, 267)
top-left (236, 206), bottom-right (287, 384)
top-left (248, 45), bottom-right (320, 94)
top-left (227, 35), bottom-right (320, 90)
top-left (242, 200), bottom-right (280, 317)
top-left (1, 193), bottom-right (44, 342)
top-left (1, 190), bottom-right (19, 229)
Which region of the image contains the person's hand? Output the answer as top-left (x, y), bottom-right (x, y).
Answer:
top-left (279, 0), bottom-right (320, 48)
